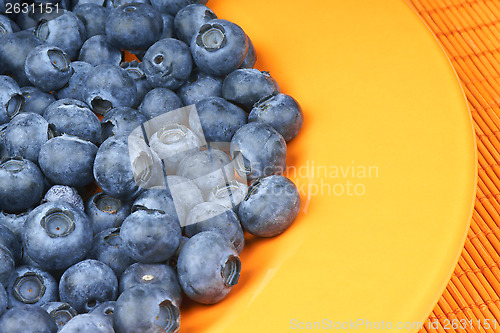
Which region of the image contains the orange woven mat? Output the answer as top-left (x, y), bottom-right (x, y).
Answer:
top-left (408, 0), bottom-right (500, 332)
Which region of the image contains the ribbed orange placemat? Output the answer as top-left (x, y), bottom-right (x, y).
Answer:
top-left (407, 0), bottom-right (500, 332)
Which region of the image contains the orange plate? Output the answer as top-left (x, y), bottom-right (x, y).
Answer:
top-left (180, 0), bottom-right (476, 332)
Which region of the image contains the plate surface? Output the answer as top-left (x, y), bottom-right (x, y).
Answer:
top-left (180, 0), bottom-right (476, 332)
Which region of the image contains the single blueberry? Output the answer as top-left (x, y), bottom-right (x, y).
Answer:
top-left (38, 135), bottom-right (98, 188)
top-left (190, 19), bottom-right (248, 76)
top-left (238, 175), bottom-right (301, 237)
top-left (20, 86), bottom-right (55, 116)
top-left (43, 185), bottom-right (85, 211)
top-left (0, 305), bottom-right (58, 333)
top-left (79, 35), bottom-right (123, 66)
top-left (141, 38), bottom-right (193, 90)
top-left (0, 31), bottom-right (42, 86)
top-left (59, 313), bottom-right (115, 333)
top-left (43, 98), bottom-right (101, 145)
top-left (22, 201), bottom-right (93, 271)
top-left (119, 263), bottom-right (182, 306)
top-left (0, 75), bottom-right (24, 124)
top-left (176, 69), bottom-right (223, 106)
top-left (185, 202), bottom-right (245, 253)
top-left (222, 68), bottom-right (280, 109)
top-left (174, 4), bottom-right (216, 44)
top-left (73, 3), bottom-right (111, 38)
top-left (4, 112), bottom-right (52, 162)
top-left (230, 122), bottom-right (287, 180)
top-left (93, 136), bottom-right (142, 199)
top-left (105, 3), bottom-right (163, 52)
top-left (101, 107), bottom-right (148, 142)
top-left (87, 228), bottom-right (136, 278)
top-left (84, 64), bottom-right (137, 115)
top-left (114, 284), bottom-right (180, 333)
top-left (24, 45), bottom-right (72, 92)
top-left (248, 92), bottom-right (304, 142)
top-left (121, 60), bottom-right (152, 108)
top-left (138, 87), bottom-right (183, 120)
top-left (34, 12), bottom-right (86, 60)
top-left (85, 192), bottom-right (131, 235)
top-left (195, 96), bottom-right (247, 142)
top-left (55, 61), bottom-right (93, 102)
top-left (239, 36), bottom-right (257, 69)
top-left (41, 302), bottom-right (78, 331)
top-left (177, 231), bottom-right (241, 304)
top-left (59, 259), bottom-right (118, 313)
top-left (120, 209), bottom-right (181, 263)
top-left (150, 0), bottom-right (208, 16)
top-left (6, 266), bottom-right (58, 308)
top-left (0, 157), bottom-right (45, 213)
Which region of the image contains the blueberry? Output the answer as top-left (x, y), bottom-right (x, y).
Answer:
top-left (230, 122), bottom-right (287, 180)
top-left (93, 136), bottom-right (142, 199)
top-left (38, 135), bottom-right (98, 187)
top-left (239, 36), bottom-right (256, 69)
top-left (43, 185), bottom-right (85, 211)
top-left (23, 201), bottom-right (93, 271)
top-left (20, 86), bottom-right (55, 116)
top-left (79, 35), bottom-right (123, 66)
top-left (120, 209), bottom-right (181, 263)
top-left (4, 112), bottom-right (51, 162)
top-left (132, 188), bottom-right (179, 221)
top-left (0, 281), bottom-right (7, 316)
top-left (176, 69), bottom-right (223, 106)
top-left (0, 305), bottom-right (58, 333)
top-left (138, 87), bottom-right (183, 120)
top-left (6, 266), bottom-right (58, 308)
top-left (0, 210), bottom-right (30, 241)
top-left (0, 75), bottom-right (23, 124)
top-left (0, 14), bottom-right (18, 36)
top-left (59, 259), bottom-right (118, 313)
top-left (150, 0), bottom-right (207, 16)
top-left (174, 4), bottom-right (216, 44)
top-left (73, 3), bottom-right (111, 38)
top-left (55, 61), bottom-right (93, 102)
top-left (0, 157), bottom-right (45, 213)
top-left (248, 92), bottom-right (304, 142)
top-left (84, 64), bottom-right (137, 115)
top-left (106, 3), bottom-right (163, 52)
top-left (0, 122), bottom-right (8, 160)
top-left (177, 231), bottom-right (240, 304)
top-left (34, 12), bottom-right (86, 60)
top-left (15, 12), bottom-right (38, 30)
top-left (114, 284), bottom-right (180, 333)
top-left (160, 13), bottom-right (175, 39)
top-left (185, 202), bottom-right (245, 253)
top-left (59, 313), bottom-right (114, 333)
top-left (0, 245), bottom-right (14, 286)
top-left (42, 302), bottom-right (78, 331)
top-left (88, 228), bottom-right (136, 278)
top-left (141, 38), bottom-right (193, 90)
top-left (89, 300), bottom-right (115, 322)
top-left (120, 60), bottom-right (152, 108)
top-left (191, 19), bottom-right (248, 76)
top-left (119, 263), bottom-right (182, 306)
top-left (24, 45), bottom-right (72, 92)
top-left (0, 31), bottom-right (43, 86)
top-left (164, 175), bottom-right (203, 227)
top-left (222, 68), bottom-right (280, 109)
top-left (149, 124), bottom-right (203, 174)
top-left (85, 192), bottom-right (131, 235)
top-left (238, 175), bottom-right (300, 237)
top-left (206, 179), bottom-right (248, 212)
top-left (101, 107), bottom-right (148, 142)
top-left (176, 148), bottom-right (235, 200)
top-left (0, 223), bottom-right (20, 263)
top-left (43, 99), bottom-right (101, 145)
top-left (195, 96), bottom-right (247, 142)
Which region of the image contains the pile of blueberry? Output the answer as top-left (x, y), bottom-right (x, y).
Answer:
top-left (0, 0), bottom-right (304, 331)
